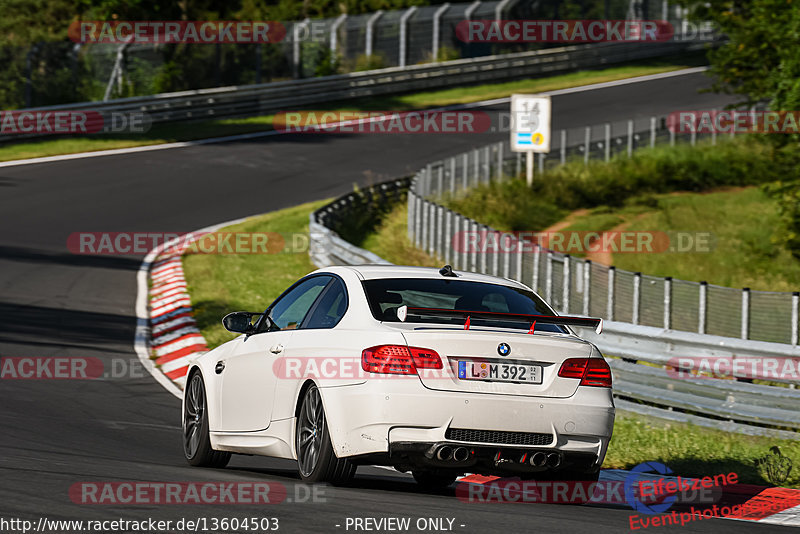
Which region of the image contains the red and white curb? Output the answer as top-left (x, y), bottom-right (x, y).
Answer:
top-left (134, 216), bottom-right (249, 399)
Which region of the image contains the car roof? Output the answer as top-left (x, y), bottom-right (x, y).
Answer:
top-left (317, 264), bottom-right (531, 290)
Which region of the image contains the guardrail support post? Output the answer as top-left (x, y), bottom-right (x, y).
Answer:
top-left (583, 126), bottom-right (591, 164)
top-left (515, 235), bottom-right (524, 282)
top-left (483, 145), bottom-right (491, 182)
top-left (365, 11), bottom-right (383, 57)
top-left (792, 291), bottom-right (799, 345)
top-left (425, 163), bottom-right (433, 197)
top-left (480, 225), bottom-right (489, 273)
top-left (650, 116), bottom-right (656, 148)
top-left (690, 128), bottom-right (696, 147)
top-left (407, 190), bottom-right (415, 241)
top-left (502, 233), bottom-right (511, 278)
top-left (562, 255), bottom-right (571, 314)
top-left (399, 6), bottom-right (418, 68)
top-left (632, 272), bottom-right (641, 325)
top-left (449, 157), bottom-right (456, 194)
top-left (436, 205), bottom-right (444, 260)
top-left (471, 220), bottom-right (479, 271)
top-left (699, 281), bottom-right (707, 334)
top-left (670, 127), bottom-right (675, 146)
top-left (711, 109), bottom-right (717, 145)
top-left (473, 148), bottom-right (480, 186)
top-left (627, 119), bottom-right (634, 158)
top-left (741, 287), bottom-right (750, 339)
top-left (462, 153), bottom-right (469, 190)
top-left (560, 129), bottom-right (566, 164)
top-left (497, 142), bottom-right (504, 180)
top-left (532, 244), bottom-right (540, 292)
top-left (604, 123), bottom-right (611, 162)
top-left (429, 203), bottom-right (437, 257)
top-left (664, 276), bottom-right (672, 329)
top-left (420, 198), bottom-right (428, 251)
top-left (607, 266), bottom-right (616, 320)
top-left (583, 259), bottom-right (591, 316)
top-left (492, 232), bottom-right (500, 276)
top-left (437, 165), bottom-right (444, 195)
top-left (431, 3), bottom-right (451, 61)
top-left (545, 252), bottom-right (553, 303)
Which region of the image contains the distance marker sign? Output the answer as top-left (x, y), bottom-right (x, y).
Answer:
top-left (510, 94), bottom-right (551, 153)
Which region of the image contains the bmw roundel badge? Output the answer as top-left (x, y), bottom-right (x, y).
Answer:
top-left (497, 343), bottom-right (511, 356)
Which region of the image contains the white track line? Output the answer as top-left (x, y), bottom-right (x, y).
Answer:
top-left (0, 67), bottom-right (708, 169)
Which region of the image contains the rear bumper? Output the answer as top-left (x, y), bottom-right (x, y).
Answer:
top-left (319, 377), bottom-right (615, 468)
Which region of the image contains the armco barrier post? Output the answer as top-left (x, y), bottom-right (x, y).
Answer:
top-left (420, 198), bottom-right (428, 251)
top-left (604, 123), bottom-right (611, 161)
top-left (462, 153), bottom-right (469, 190)
top-left (473, 148), bottom-right (480, 186)
top-left (563, 256), bottom-right (571, 314)
top-left (449, 157), bottom-right (456, 194)
top-left (445, 209), bottom-right (452, 265)
top-left (627, 120), bottom-right (634, 157)
top-left (545, 252), bottom-right (553, 303)
top-left (632, 272), bottom-right (641, 325)
top-left (515, 236), bottom-right (523, 282)
top-left (583, 259), bottom-right (591, 316)
top-left (428, 203), bottom-right (437, 257)
top-left (699, 281), bottom-right (707, 334)
top-left (492, 234), bottom-right (500, 276)
top-left (437, 165), bottom-right (443, 195)
top-left (650, 116), bottom-right (656, 148)
top-left (408, 190), bottom-right (415, 241)
top-left (607, 266), bottom-right (616, 320)
top-left (560, 130), bottom-right (567, 164)
top-left (741, 287), bottom-right (750, 340)
top-left (532, 244), bottom-right (540, 292)
top-left (793, 292), bottom-right (799, 346)
top-left (664, 276), bottom-right (672, 329)
top-left (584, 126), bottom-right (591, 164)
top-left (471, 220), bottom-right (479, 271)
top-left (496, 142), bottom-right (504, 180)
top-left (503, 235), bottom-right (511, 278)
top-left (480, 225), bottom-right (489, 273)
top-left (483, 145), bottom-right (491, 183)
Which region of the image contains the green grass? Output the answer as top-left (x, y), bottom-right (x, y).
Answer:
top-left (557, 187), bottom-right (800, 291)
top-left (182, 198), bottom-right (327, 348)
top-left (606, 412), bottom-right (800, 487)
top-left (0, 58), bottom-right (699, 162)
top-left (358, 202), bottom-right (442, 267)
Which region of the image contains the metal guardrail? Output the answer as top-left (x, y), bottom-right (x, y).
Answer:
top-left (1, 40), bottom-right (704, 143)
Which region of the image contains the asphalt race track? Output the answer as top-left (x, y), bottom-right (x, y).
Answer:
top-left (0, 70), bottom-right (790, 533)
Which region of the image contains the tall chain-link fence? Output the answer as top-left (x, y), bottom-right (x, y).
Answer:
top-left (3, 0), bottom-right (702, 109)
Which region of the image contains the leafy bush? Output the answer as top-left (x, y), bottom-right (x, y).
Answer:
top-left (443, 137), bottom-right (800, 232)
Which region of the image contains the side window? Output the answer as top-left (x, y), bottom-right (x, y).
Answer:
top-left (269, 276), bottom-right (331, 330)
top-left (304, 278), bottom-right (348, 329)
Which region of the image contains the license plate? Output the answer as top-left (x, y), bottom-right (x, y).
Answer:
top-left (457, 361), bottom-right (542, 384)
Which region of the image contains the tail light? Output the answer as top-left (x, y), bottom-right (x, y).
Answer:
top-left (362, 345), bottom-right (442, 375)
top-left (557, 358), bottom-right (612, 387)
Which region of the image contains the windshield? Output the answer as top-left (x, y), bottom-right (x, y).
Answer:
top-left (362, 278), bottom-right (565, 333)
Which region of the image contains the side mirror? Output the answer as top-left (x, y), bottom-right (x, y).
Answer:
top-left (222, 311), bottom-right (259, 334)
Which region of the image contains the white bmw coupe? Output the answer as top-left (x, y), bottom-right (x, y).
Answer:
top-left (182, 265), bottom-right (615, 487)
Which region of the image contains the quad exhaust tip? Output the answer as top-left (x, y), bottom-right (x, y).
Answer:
top-left (453, 446), bottom-right (470, 462)
top-left (546, 452), bottom-right (562, 468)
top-left (530, 452), bottom-right (547, 467)
top-left (436, 446), bottom-right (453, 461)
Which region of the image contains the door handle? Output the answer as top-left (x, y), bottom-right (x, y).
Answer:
top-left (270, 344), bottom-right (284, 354)
top-left (215, 361), bottom-right (225, 374)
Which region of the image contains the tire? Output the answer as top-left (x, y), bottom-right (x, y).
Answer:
top-left (183, 372), bottom-right (231, 468)
top-left (295, 385), bottom-right (355, 485)
top-left (412, 470), bottom-right (458, 490)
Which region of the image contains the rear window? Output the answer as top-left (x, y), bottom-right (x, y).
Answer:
top-left (362, 278), bottom-right (565, 333)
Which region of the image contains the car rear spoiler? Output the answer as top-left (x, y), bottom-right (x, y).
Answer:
top-left (396, 305), bottom-right (602, 334)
